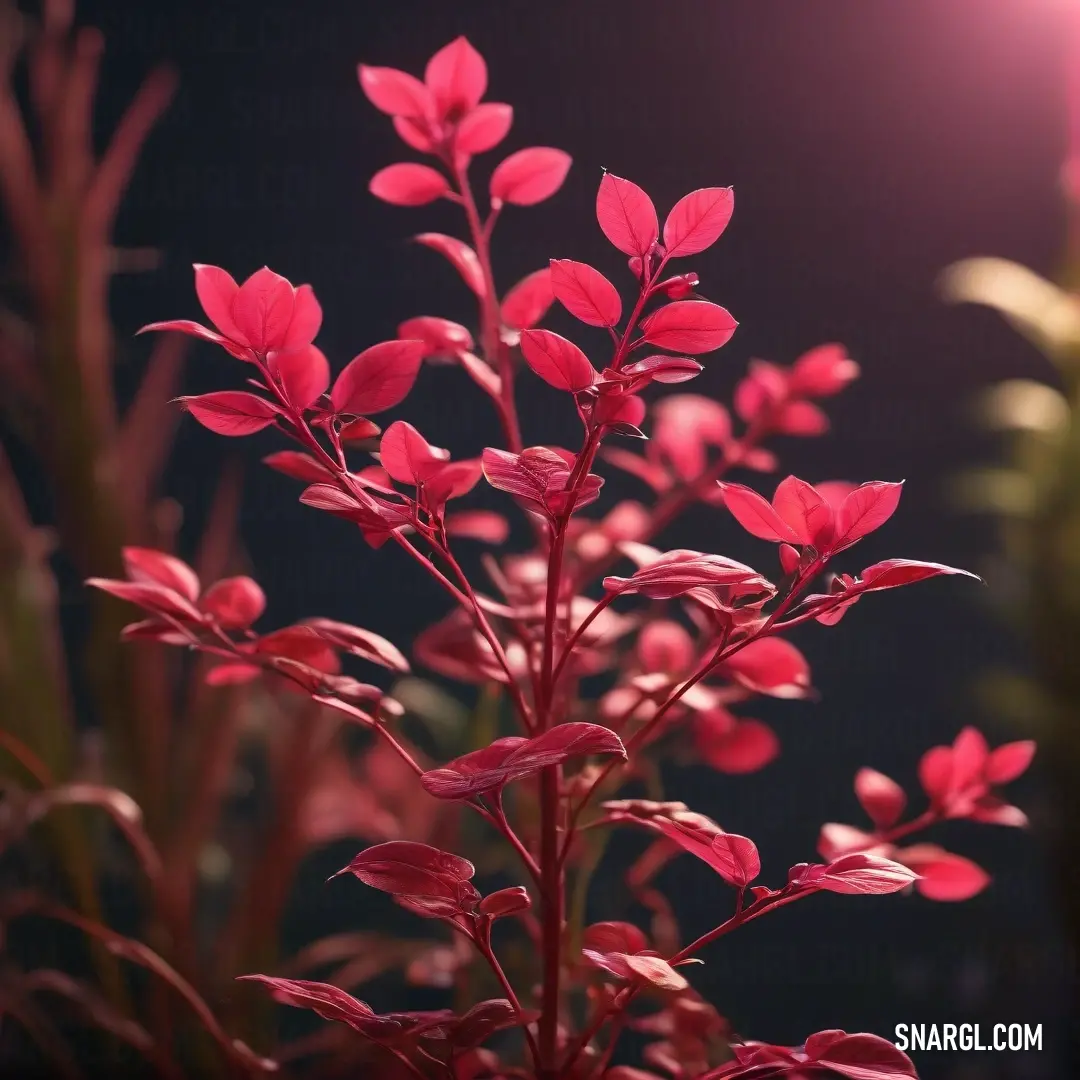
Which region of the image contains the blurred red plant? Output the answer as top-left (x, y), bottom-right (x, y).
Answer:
top-left (83, 32), bottom-right (1035, 1080)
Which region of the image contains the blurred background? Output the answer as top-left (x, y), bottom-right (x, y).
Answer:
top-left (0, 1), bottom-right (1073, 1078)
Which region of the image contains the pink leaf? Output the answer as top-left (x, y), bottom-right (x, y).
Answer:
top-left (789, 343), bottom-right (861, 398)
top-left (662, 187), bottom-right (735, 257)
top-left (357, 65), bottom-right (432, 119)
top-left (272, 344), bottom-right (330, 409)
top-left (398, 316), bottom-right (473, 359)
top-left (718, 482), bottom-right (800, 543)
top-left (772, 475), bottom-right (834, 547)
top-left (178, 391), bottom-right (281, 436)
top-left (392, 115), bottom-right (434, 152)
top-left (444, 510), bottom-right (509, 543)
top-left (549, 259), bottom-right (622, 327)
top-left (86, 579), bottom-right (204, 623)
top-left (985, 740), bottom-right (1036, 785)
top-left (858, 559), bottom-right (980, 592)
top-left (709, 833), bottom-right (761, 887)
top-left (455, 102), bottom-right (513, 154)
top-left (722, 638), bottom-right (811, 699)
top-left (478, 886), bottom-right (531, 918)
top-left (199, 576), bottom-right (266, 629)
top-left (331, 340), bottom-right (425, 414)
top-left (262, 450), bottom-right (333, 483)
top-left (596, 173), bottom-right (658, 256)
top-left (519, 329), bottom-right (597, 391)
top-left (807, 1032), bottom-right (918, 1080)
top-left (335, 840), bottom-right (480, 919)
top-left (490, 147), bottom-right (571, 206)
top-left (369, 163), bottom-right (450, 206)
top-left (379, 421), bottom-right (449, 485)
top-left (122, 548), bottom-right (200, 602)
top-left (421, 723), bottom-right (626, 799)
top-left (819, 853), bottom-right (919, 895)
top-left (854, 768), bottom-right (906, 830)
top-left (501, 268), bottom-right (554, 330)
top-left (640, 300), bottom-right (737, 354)
top-left (425, 37), bottom-right (487, 117)
top-left (696, 717), bottom-right (779, 774)
top-left (413, 233), bottom-right (486, 297)
top-left (232, 267), bottom-right (297, 355)
top-left (620, 354), bottom-right (703, 386)
top-left (193, 263), bottom-right (244, 342)
top-left (900, 847), bottom-right (990, 902)
top-left (582, 922), bottom-right (649, 956)
top-left (303, 617), bottom-right (409, 672)
top-left (833, 482), bottom-right (904, 551)
top-left (776, 400), bottom-right (829, 436)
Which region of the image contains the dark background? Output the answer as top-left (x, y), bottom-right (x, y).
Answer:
top-left (69, 0), bottom-right (1072, 1075)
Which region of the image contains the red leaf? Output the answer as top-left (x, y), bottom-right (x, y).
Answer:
top-left (807, 1032), bottom-right (918, 1080)
top-left (501, 268), bottom-right (554, 330)
top-left (478, 886), bottom-right (531, 918)
top-left (370, 163), bottom-right (450, 206)
top-left (232, 267), bottom-right (298, 354)
top-left (776, 400), bottom-right (829, 436)
top-left (414, 233), bottom-right (486, 296)
top-left (178, 391), bottom-right (281, 436)
top-left (303, 617), bottom-right (409, 672)
top-left (772, 475), bottom-right (834, 548)
top-left (490, 147), bottom-right (571, 206)
top-left (789, 343), bottom-right (861, 398)
top-left (582, 949), bottom-right (688, 992)
top-left (596, 173), bottom-right (658, 257)
top-left (637, 619), bottom-right (695, 674)
top-left (640, 300), bottom-right (737, 354)
top-left (263, 450), bottom-right (333, 483)
top-left (662, 187), bottom-right (734, 257)
top-left (900, 846), bottom-right (990, 902)
top-left (722, 638), bottom-right (810, 699)
top-left (238, 975), bottom-right (416, 1041)
top-left (833, 482), bottom-right (904, 551)
top-left (652, 395), bottom-right (730, 481)
top-left (122, 548), bottom-right (200, 602)
top-left (709, 833), bottom-right (761, 887)
top-left (854, 768), bottom-right (906, 830)
top-left (455, 102), bottom-right (512, 154)
top-left (421, 723), bottom-right (625, 799)
top-left (331, 340), bottom-right (425, 414)
top-left (379, 421), bottom-right (449, 485)
top-left (393, 115), bottom-right (435, 152)
top-left (858, 559), bottom-right (980, 592)
top-left (604, 549), bottom-right (773, 604)
top-left (193, 263), bottom-right (243, 342)
top-left (519, 329), bottom-right (597, 391)
top-left (985, 740), bottom-right (1036, 785)
top-left (272, 344), bottom-right (330, 409)
top-left (398, 316), bottom-right (473, 359)
top-left (425, 37), bottom-right (487, 117)
top-left (424, 460), bottom-right (483, 506)
top-left (358, 65), bottom-right (432, 119)
top-left (819, 853), bottom-right (919, 895)
top-left (482, 446), bottom-right (603, 519)
top-left (582, 922), bottom-right (649, 955)
top-left (549, 259), bottom-right (622, 327)
top-left (336, 840), bottom-right (480, 919)
top-left (444, 510), bottom-right (509, 543)
top-left (86, 579), bottom-right (204, 623)
top-left (696, 717), bottom-right (779, 774)
top-left (620, 354), bottom-right (703, 386)
top-left (199, 576), bottom-right (266, 629)
top-left (719, 482), bottom-right (799, 543)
